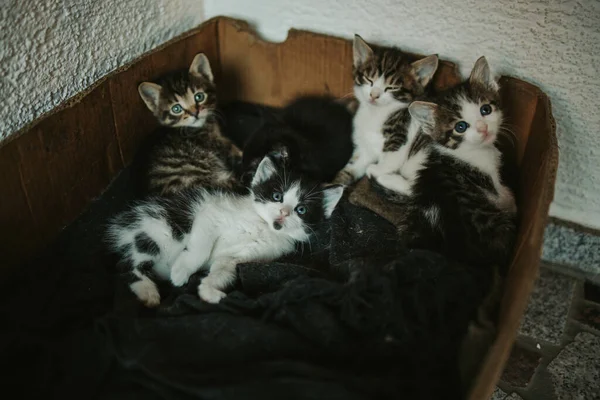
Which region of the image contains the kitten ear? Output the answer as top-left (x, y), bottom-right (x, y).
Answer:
top-left (189, 53), bottom-right (214, 82)
top-left (138, 82), bottom-right (163, 113)
top-left (353, 34), bottom-right (374, 67)
top-left (321, 185), bottom-right (344, 219)
top-left (411, 55), bottom-right (439, 88)
top-left (409, 101), bottom-right (438, 126)
top-left (469, 56), bottom-right (499, 91)
top-left (251, 156), bottom-right (277, 186)
top-left (269, 143), bottom-right (290, 161)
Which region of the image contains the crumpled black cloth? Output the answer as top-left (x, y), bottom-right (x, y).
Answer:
top-left (0, 102), bottom-right (493, 400)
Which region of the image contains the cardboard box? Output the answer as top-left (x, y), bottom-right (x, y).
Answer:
top-left (0, 17), bottom-right (558, 399)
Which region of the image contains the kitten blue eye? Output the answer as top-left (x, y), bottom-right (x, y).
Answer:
top-left (194, 92), bottom-right (206, 103)
top-left (455, 121), bottom-right (469, 133)
top-left (480, 104), bottom-right (492, 116)
top-left (272, 191), bottom-right (283, 202)
top-left (295, 205), bottom-right (307, 215)
top-left (171, 104), bottom-right (183, 114)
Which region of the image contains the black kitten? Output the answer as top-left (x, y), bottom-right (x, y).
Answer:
top-left (238, 95), bottom-right (354, 184)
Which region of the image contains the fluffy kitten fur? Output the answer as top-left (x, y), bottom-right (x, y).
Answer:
top-left (353, 57), bottom-right (517, 267)
top-left (240, 95), bottom-right (354, 185)
top-left (137, 53), bottom-right (242, 195)
top-left (334, 35), bottom-right (439, 185)
top-left (107, 156), bottom-right (344, 306)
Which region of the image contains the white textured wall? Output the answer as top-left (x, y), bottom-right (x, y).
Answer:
top-left (0, 0), bottom-right (204, 139)
top-left (205, 0), bottom-right (600, 229)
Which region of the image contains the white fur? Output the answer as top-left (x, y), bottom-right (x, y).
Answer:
top-left (366, 118), bottom-right (430, 196)
top-left (130, 270), bottom-right (161, 308)
top-left (322, 186), bottom-right (345, 218)
top-left (437, 95), bottom-right (511, 206)
top-left (251, 156), bottom-right (277, 186)
top-left (456, 95), bottom-right (503, 147)
top-left (423, 205), bottom-right (441, 227)
top-left (107, 158), bottom-right (344, 305)
top-left (109, 192), bottom-right (305, 305)
top-left (338, 77), bottom-right (407, 182)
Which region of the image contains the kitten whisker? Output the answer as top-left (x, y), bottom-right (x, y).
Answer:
top-left (210, 110), bottom-right (226, 125)
top-left (498, 126), bottom-right (517, 147)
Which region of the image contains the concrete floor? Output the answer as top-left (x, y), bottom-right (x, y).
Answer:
top-left (489, 221), bottom-right (600, 400)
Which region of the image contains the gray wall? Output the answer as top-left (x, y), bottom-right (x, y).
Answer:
top-left (0, 0), bottom-right (204, 137)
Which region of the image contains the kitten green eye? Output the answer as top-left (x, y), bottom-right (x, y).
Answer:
top-left (194, 92), bottom-right (206, 103)
top-left (171, 104), bottom-right (183, 114)
top-left (295, 205), bottom-right (307, 215)
top-left (272, 191), bottom-right (283, 202)
top-left (455, 121), bottom-right (469, 133)
top-left (480, 104), bottom-right (492, 116)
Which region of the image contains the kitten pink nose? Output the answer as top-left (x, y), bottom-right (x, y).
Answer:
top-left (476, 121), bottom-right (488, 134)
top-left (279, 208), bottom-right (291, 217)
top-left (370, 88), bottom-right (382, 100)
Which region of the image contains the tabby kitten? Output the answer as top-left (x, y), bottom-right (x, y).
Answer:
top-left (364, 57), bottom-right (517, 266)
top-left (137, 53), bottom-right (242, 195)
top-left (333, 34), bottom-right (438, 185)
top-left (107, 156), bottom-right (344, 306)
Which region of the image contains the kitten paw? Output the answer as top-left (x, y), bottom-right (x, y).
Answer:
top-left (130, 280), bottom-right (161, 308)
top-left (365, 164), bottom-right (377, 178)
top-left (333, 170), bottom-right (354, 186)
top-left (365, 164), bottom-right (380, 178)
top-left (198, 283), bottom-right (227, 304)
top-left (170, 264), bottom-right (192, 287)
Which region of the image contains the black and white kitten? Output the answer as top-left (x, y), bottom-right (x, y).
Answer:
top-left (137, 53), bottom-right (242, 195)
top-left (364, 57), bottom-right (517, 266)
top-left (107, 156), bottom-right (344, 307)
top-left (334, 34), bottom-right (439, 185)
top-left (239, 95), bottom-right (354, 185)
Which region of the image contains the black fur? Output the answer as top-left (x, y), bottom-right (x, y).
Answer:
top-left (240, 95), bottom-right (354, 185)
top-left (134, 233), bottom-right (160, 256)
top-left (251, 164), bottom-right (332, 227)
top-left (108, 159), bottom-right (340, 298)
top-left (383, 148), bottom-right (516, 268)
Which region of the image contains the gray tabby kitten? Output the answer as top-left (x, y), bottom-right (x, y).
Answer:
top-left (362, 57), bottom-right (517, 267)
top-left (334, 35), bottom-right (439, 185)
top-left (138, 53), bottom-right (242, 195)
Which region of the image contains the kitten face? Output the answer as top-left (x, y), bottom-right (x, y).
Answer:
top-left (138, 53), bottom-right (217, 128)
top-left (250, 157), bottom-right (343, 240)
top-left (352, 34), bottom-right (438, 108)
top-left (410, 57), bottom-right (503, 149)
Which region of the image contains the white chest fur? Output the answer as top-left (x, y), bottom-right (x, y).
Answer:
top-left (353, 102), bottom-right (405, 162)
top-left (192, 196), bottom-right (297, 265)
top-left (208, 204), bottom-right (296, 263)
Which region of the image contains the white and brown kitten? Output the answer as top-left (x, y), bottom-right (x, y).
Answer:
top-left (361, 57), bottom-right (517, 266)
top-left (334, 35), bottom-right (439, 185)
top-left (137, 53), bottom-right (242, 195)
top-left (106, 156), bottom-right (344, 307)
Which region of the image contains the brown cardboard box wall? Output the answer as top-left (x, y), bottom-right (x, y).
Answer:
top-left (0, 17), bottom-right (558, 399)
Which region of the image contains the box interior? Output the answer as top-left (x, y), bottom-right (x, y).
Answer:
top-left (0, 17), bottom-right (558, 399)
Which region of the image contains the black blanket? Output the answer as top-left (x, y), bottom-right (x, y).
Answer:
top-left (0, 103), bottom-right (493, 400)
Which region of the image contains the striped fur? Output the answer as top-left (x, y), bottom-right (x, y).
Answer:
top-left (138, 53), bottom-right (242, 195)
top-left (333, 35), bottom-right (438, 185)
